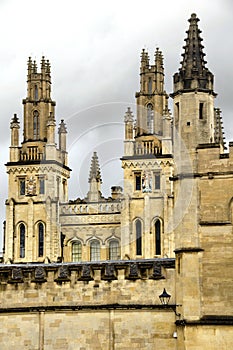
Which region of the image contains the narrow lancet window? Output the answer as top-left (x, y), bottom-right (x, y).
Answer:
top-left (33, 110), bottom-right (39, 140)
top-left (199, 102), bottom-right (204, 119)
top-left (38, 222), bottom-right (44, 257)
top-left (72, 241), bottom-right (82, 262)
top-left (90, 240), bottom-right (100, 261)
top-left (155, 220), bottom-right (161, 255)
top-left (20, 223), bottom-right (25, 258)
top-left (39, 178), bottom-right (45, 195)
top-left (135, 173), bottom-right (141, 191)
top-left (147, 103), bottom-right (153, 133)
top-left (34, 85), bottom-right (38, 101)
top-left (136, 220), bottom-right (142, 255)
top-left (109, 240), bottom-right (119, 260)
top-left (155, 173), bottom-right (161, 190)
top-left (148, 77), bottom-right (152, 94)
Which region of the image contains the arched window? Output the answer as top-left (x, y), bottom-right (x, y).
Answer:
top-left (34, 85), bottom-right (38, 100)
top-left (109, 240), bottom-right (119, 260)
top-left (155, 220), bottom-right (161, 255)
top-left (72, 241), bottom-right (82, 262)
top-left (38, 222), bottom-right (44, 257)
top-left (148, 77), bottom-right (152, 94)
top-left (33, 110), bottom-right (39, 140)
top-left (147, 103), bottom-right (153, 133)
top-left (19, 223), bottom-right (25, 258)
top-left (90, 240), bottom-right (100, 261)
top-left (136, 220), bottom-right (142, 255)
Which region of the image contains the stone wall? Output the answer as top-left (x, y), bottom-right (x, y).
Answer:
top-left (0, 259), bottom-right (177, 349)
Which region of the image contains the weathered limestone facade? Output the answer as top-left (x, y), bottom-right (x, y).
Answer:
top-left (1, 13), bottom-right (233, 349)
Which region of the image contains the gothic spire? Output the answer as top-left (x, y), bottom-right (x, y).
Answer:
top-left (88, 152), bottom-right (102, 183)
top-left (154, 47), bottom-right (164, 74)
top-left (172, 13), bottom-right (214, 95)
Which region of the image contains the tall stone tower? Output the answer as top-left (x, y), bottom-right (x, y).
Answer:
top-left (171, 14), bottom-right (226, 324)
top-left (4, 57), bottom-right (71, 263)
top-left (171, 13), bottom-right (225, 155)
top-left (121, 48), bottom-right (174, 260)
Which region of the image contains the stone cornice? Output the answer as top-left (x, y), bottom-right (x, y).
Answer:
top-left (176, 315), bottom-right (233, 326)
top-left (0, 259), bottom-right (175, 284)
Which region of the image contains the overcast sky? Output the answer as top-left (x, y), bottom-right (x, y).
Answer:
top-left (0, 0), bottom-right (232, 249)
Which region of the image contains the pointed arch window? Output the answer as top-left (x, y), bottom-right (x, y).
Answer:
top-left (155, 220), bottom-right (161, 255)
top-left (19, 223), bottom-right (25, 258)
top-left (136, 220), bottom-right (142, 255)
top-left (148, 77), bottom-right (152, 94)
top-left (90, 240), bottom-right (100, 261)
top-left (33, 110), bottom-right (39, 140)
top-left (38, 222), bottom-right (44, 257)
top-left (34, 85), bottom-right (38, 101)
top-left (109, 240), bottom-right (120, 260)
top-left (147, 103), bottom-right (154, 133)
top-left (72, 241), bottom-right (82, 262)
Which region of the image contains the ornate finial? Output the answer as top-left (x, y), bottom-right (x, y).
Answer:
top-left (27, 57), bottom-right (32, 74)
top-left (88, 152), bottom-right (102, 183)
top-left (141, 49), bottom-right (149, 67)
top-left (58, 119), bottom-right (67, 133)
top-left (124, 107), bottom-right (134, 123)
top-left (47, 112), bottom-right (56, 126)
top-left (155, 47), bottom-right (164, 71)
top-left (172, 14), bottom-right (214, 94)
top-left (32, 60), bottom-right (37, 74)
top-left (46, 59), bottom-right (51, 74)
top-left (41, 56), bottom-right (46, 72)
top-left (10, 113), bottom-right (20, 129)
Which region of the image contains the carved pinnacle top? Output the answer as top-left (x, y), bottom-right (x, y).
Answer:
top-left (172, 13), bottom-right (214, 94)
top-left (88, 152), bottom-right (102, 183)
top-left (58, 119), bottom-right (67, 133)
top-left (124, 107), bottom-right (134, 123)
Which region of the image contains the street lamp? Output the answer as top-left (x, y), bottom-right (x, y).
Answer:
top-left (159, 288), bottom-right (181, 317)
top-left (159, 288), bottom-right (171, 305)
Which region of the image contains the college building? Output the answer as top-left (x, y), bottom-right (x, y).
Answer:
top-left (0, 13), bottom-right (232, 349)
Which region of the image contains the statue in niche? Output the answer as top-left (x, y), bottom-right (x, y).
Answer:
top-left (26, 176), bottom-right (36, 196)
top-left (142, 171), bottom-right (152, 193)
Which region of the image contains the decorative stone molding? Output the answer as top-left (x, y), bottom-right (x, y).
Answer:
top-left (0, 259), bottom-right (175, 285)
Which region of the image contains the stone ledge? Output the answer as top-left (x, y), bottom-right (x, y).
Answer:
top-left (0, 258), bottom-right (175, 284)
top-left (176, 315), bottom-right (233, 326)
top-left (0, 303), bottom-right (177, 313)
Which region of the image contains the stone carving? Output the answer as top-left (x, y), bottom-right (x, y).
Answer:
top-left (79, 265), bottom-right (93, 281)
top-left (26, 176), bottom-right (36, 196)
top-left (34, 267), bottom-right (46, 280)
top-left (57, 265), bottom-right (70, 280)
top-left (142, 171), bottom-right (152, 193)
top-left (128, 263), bottom-right (139, 279)
top-left (11, 268), bottom-right (23, 282)
top-left (103, 264), bottom-right (116, 280)
top-left (150, 263), bottom-right (165, 280)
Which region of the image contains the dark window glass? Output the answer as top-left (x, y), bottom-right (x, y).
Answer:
top-left (19, 179), bottom-right (25, 195)
top-left (135, 173), bottom-right (141, 190)
top-left (39, 179), bottom-right (45, 194)
top-left (20, 224), bottom-right (25, 258)
top-left (38, 223), bottom-right (44, 257)
top-left (136, 220), bottom-right (142, 255)
top-left (155, 173), bottom-right (160, 190)
top-left (199, 103), bottom-right (204, 119)
top-left (155, 220), bottom-right (161, 255)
